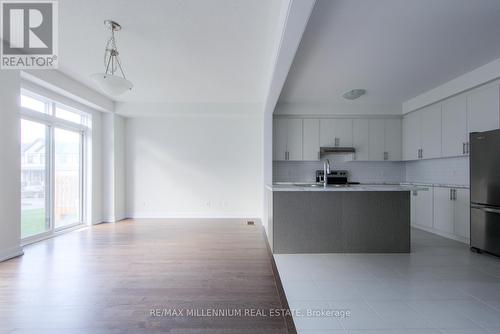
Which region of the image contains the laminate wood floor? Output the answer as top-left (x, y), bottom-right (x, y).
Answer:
top-left (0, 220), bottom-right (292, 334)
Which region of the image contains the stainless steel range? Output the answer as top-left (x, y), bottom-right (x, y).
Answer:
top-left (315, 169), bottom-right (349, 185)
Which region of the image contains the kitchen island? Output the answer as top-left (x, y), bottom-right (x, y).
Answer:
top-left (266, 184), bottom-right (426, 254)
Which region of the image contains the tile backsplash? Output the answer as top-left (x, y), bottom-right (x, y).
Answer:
top-left (404, 156), bottom-right (469, 186)
top-left (273, 155), bottom-right (469, 186)
top-left (273, 155), bottom-right (405, 184)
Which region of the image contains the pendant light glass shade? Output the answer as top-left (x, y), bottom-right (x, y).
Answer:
top-left (91, 73), bottom-right (133, 96)
top-left (91, 20), bottom-right (133, 96)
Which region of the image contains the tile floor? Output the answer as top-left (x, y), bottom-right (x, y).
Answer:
top-left (275, 228), bottom-right (500, 334)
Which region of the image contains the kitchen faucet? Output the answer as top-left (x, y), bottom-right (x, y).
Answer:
top-left (323, 159), bottom-right (330, 187)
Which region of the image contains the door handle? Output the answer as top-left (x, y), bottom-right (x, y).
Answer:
top-left (471, 204), bottom-right (500, 214)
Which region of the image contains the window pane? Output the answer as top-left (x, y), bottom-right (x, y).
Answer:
top-left (54, 128), bottom-right (82, 228)
top-left (21, 95), bottom-right (47, 114)
top-left (21, 120), bottom-right (48, 238)
top-left (55, 107), bottom-right (82, 124)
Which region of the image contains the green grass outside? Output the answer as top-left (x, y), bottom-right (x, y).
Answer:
top-left (21, 208), bottom-right (46, 238)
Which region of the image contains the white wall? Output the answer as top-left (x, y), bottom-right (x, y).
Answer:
top-left (114, 115), bottom-right (126, 221)
top-left (124, 113), bottom-right (263, 219)
top-left (0, 71), bottom-right (23, 262)
top-left (101, 113), bottom-right (126, 223)
top-left (101, 113), bottom-right (115, 222)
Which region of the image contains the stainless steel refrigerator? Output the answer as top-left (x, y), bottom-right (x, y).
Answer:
top-left (470, 129), bottom-right (500, 256)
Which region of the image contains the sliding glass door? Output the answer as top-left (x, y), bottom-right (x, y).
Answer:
top-left (21, 119), bottom-right (49, 238)
top-left (54, 128), bottom-right (82, 229)
top-left (20, 90), bottom-right (89, 241)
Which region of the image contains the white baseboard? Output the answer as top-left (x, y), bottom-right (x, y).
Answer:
top-left (412, 224), bottom-right (469, 244)
top-left (0, 246), bottom-right (24, 263)
top-left (127, 212), bottom-right (261, 220)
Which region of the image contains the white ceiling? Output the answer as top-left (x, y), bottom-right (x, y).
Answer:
top-left (279, 0), bottom-right (500, 105)
top-left (58, 0), bottom-right (282, 103)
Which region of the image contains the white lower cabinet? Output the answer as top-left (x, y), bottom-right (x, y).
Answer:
top-left (454, 188), bottom-right (470, 240)
top-left (411, 188), bottom-right (433, 229)
top-left (412, 186), bottom-right (470, 243)
top-left (433, 188), bottom-right (455, 234)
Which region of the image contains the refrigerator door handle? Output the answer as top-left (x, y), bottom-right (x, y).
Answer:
top-left (471, 204), bottom-right (500, 214)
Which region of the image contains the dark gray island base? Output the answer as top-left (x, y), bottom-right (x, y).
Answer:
top-left (267, 188), bottom-right (411, 254)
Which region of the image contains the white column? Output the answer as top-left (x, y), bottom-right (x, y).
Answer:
top-left (0, 71), bottom-right (23, 262)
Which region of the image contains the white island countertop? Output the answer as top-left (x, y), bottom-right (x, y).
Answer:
top-left (267, 183), bottom-right (429, 192)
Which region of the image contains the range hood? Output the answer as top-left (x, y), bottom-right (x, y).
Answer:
top-left (320, 146), bottom-right (356, 154)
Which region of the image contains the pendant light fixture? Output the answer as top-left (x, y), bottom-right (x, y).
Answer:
top-left (91, 20), bottom-right (133, 96)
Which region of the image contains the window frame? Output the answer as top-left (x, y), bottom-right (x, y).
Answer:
top-left (20, 89), bottom-right (91, 245)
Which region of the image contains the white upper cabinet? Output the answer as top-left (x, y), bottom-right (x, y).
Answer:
top-left (368, 119), bottom-right (385, 161)
top-left (403, 81), bottom-right (500, 161)
top-left (273, 118), bottom-right (303, 161)
top-left (403, 111), bottom-right (421, 161)
top-left (467, 83), bottom-right (500, 133)
top-left (320, 119), bottom-right (353, 147)
top-left (353, 119), bottom-right (370, 161)
top-left (287, 119), bottom-right (303, 161)
top-left (302, 119), bottom-right (320, 161)
top-left (334, 119), bottom-right (353, 147)
top-left (275, 116), bottom-right (402, 162)
top-left (384, 118), bottom-right (402, 161)
top-left (273, 118), bottom-right (288, 161)
top-left (420, 104), bottom-right (442, 159)
top-left (442, 94), bottom-right (468, 157)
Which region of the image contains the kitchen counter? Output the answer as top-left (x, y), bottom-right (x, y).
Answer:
top-left (266, 183), bottom-right (413, 254)
top-left (268, 183), bottom-right (428, 192)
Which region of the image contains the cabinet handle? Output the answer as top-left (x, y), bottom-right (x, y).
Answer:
top-left (466, 142), bottom-right (470, 154)
top-left (334, 137), bottom-right (340, 147)
top-left (450, 188), bottom-right (453, 201)
top-left (420, 149), bottom-right (423, 159)
top-left (453, 189), bottom-right (457, 201)
top-left (285, 151), bottom-right (289, 160)
top-left (384, 152), bottom-right (388, 160)
top-left (463, 142), bottom-right (466, 155)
